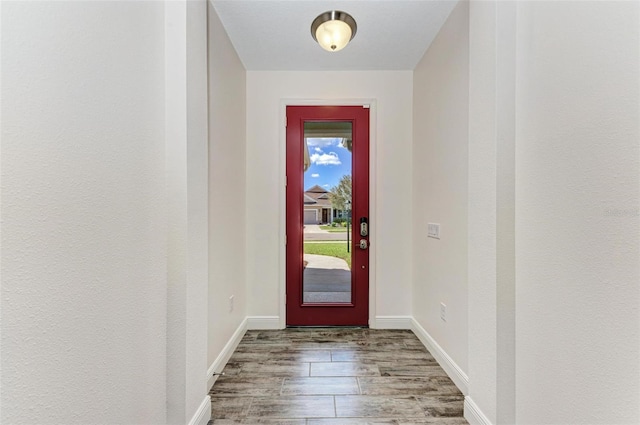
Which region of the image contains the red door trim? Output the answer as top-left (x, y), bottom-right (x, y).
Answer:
top-left (286, 105), bottom-right (370, 326)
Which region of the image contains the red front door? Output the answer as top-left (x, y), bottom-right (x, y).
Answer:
top-left (286, 105), bottom-right (370, 326)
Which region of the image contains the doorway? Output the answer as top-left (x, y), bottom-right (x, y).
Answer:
top-left (286, 105), bottom-right (370, 326)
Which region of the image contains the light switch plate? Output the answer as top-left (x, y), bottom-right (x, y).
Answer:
top-left (427, 223), bottom-right (440, 239)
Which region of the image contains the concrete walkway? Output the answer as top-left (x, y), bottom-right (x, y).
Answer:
top-left (303, 224), bottom-right (328, 233)
top-left (303, 224), bottom-right (350, 241)
top-left (303, 254), bottom-right (351, 303)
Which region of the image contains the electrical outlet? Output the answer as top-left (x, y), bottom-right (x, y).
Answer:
top-left (229, 295), bottom-right (234, 313)
top-left (440, 302), bottom-right (447, 322)
top-left (428, 223), bottom-right (440, 239)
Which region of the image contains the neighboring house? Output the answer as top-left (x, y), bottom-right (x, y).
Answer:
top-left (303, 185), bottom-right (333, 224)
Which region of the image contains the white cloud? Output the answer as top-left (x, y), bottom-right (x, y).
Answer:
top-left (314, 147), bottom-right (322, 153)
top-left (311, 173), bottom-right (319, 178)
top-left (310, 151), bottom-right (341, 166)
top-left (323, 184), bottom-right (330, 188)
top-left (306, 138), bottom-right (339, 149)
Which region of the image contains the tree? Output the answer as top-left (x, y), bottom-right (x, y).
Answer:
top-left (329, 174), bottom-right (352, 211)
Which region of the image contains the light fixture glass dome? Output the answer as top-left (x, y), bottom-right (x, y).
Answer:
top-left (311, 11), bottom-right (357, 52)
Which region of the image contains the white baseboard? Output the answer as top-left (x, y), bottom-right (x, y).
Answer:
top-left (374, 316), bottom-right (413, 329)
top-left (410, 318), bottom-right (469, 395)
top-left (247, 315), bottom-right (281, 330)
top-left (187, 395), bottom-right (211, 425)
top-left (464, 396), bottom-right (493, 425)
top-left (207, 317), bottom-right (248, 390)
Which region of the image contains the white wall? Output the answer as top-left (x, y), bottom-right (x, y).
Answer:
top-left (467, 1), bottom-right (639, 424)
top-left (494, 4), bottom-right (516, 423)
top-left (246, 71), bottom-right (413, 324)
top-left (467, 1), bottom-right (517, 423)
top-left (207, 1), bottom-right (247, 379)
top-left (412, 0), bottom-right (469, 384)
top-left (165, 1), bottom-right (211, 424)
top-left (2, 1), bottom-right (212, 424)
top-left (514, 2), bottom-right (639, 423)
top-left (1, 2), bottom-right (167, 423)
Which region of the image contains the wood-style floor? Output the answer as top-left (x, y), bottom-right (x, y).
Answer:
top-left (208, 328), bottom-right (468, 424)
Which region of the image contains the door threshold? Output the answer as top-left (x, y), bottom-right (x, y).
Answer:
top-left (285, 325), bottom-right (369, 329)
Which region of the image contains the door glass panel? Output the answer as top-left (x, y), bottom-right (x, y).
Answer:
top-left (302, 122), bottom-right (352, 304)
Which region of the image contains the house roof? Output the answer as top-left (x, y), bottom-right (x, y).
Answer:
top-left (306, 185), bottom-right (328, 193)
top-left (304, 186), bottom-right (332, 208)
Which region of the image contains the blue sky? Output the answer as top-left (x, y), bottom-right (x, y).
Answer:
top-left (304, 138), bottom-right (352, 192)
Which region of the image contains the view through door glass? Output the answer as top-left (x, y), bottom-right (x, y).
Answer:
top-left (302, 122), bottom-right (352, 304)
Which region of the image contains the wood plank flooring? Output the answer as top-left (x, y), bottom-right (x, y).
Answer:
top-left (208, 328), bottom-right (468, 424)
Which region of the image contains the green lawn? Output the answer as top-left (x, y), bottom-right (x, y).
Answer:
top-left (319, 225), bottom-right (348, 233)
top-left (304, 242), bottom-right (352, 268)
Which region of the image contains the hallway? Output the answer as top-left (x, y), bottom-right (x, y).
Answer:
top-left (3, 1), bottom-right (639, 424)
top-left (208, 328), bottom-right (467, 424)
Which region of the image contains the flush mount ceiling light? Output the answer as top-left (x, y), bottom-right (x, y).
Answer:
top-left (311, 10), bottom-right (357, 52)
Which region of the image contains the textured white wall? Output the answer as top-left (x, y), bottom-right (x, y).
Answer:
top-left (494, 3), bottom-right (516, 424)
top-left (412, 0), bottom-right (469, 381)
top-left (467, 1), bottom-right (518, 423)
top-left (1, 2), bottom-right (167, 424)
top-left (515, 2), bottom-right (639, 423)
top-left (207, 3), bottom-right (247, 370)
top-left (245, 71), bottom-right (413, 323)
top-left (467, 1), bottom-right (504, 423)
top-left (467, 1), bottom-right (639, 423)
top-left (186, 1), bottom-right (211, 416)
top-left (165, 1), bottom-right (211, 422)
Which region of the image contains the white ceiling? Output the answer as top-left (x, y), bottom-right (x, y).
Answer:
top-left (211, 0), bottom-right (458, 71)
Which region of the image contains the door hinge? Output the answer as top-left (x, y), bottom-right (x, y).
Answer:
top-left (363, 104), bottom-right (370, 109)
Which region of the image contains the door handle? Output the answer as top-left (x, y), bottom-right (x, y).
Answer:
top-left (360, 217), bottom-right (368, 237)
top-left (359, 239), bottom-right (368, 250)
